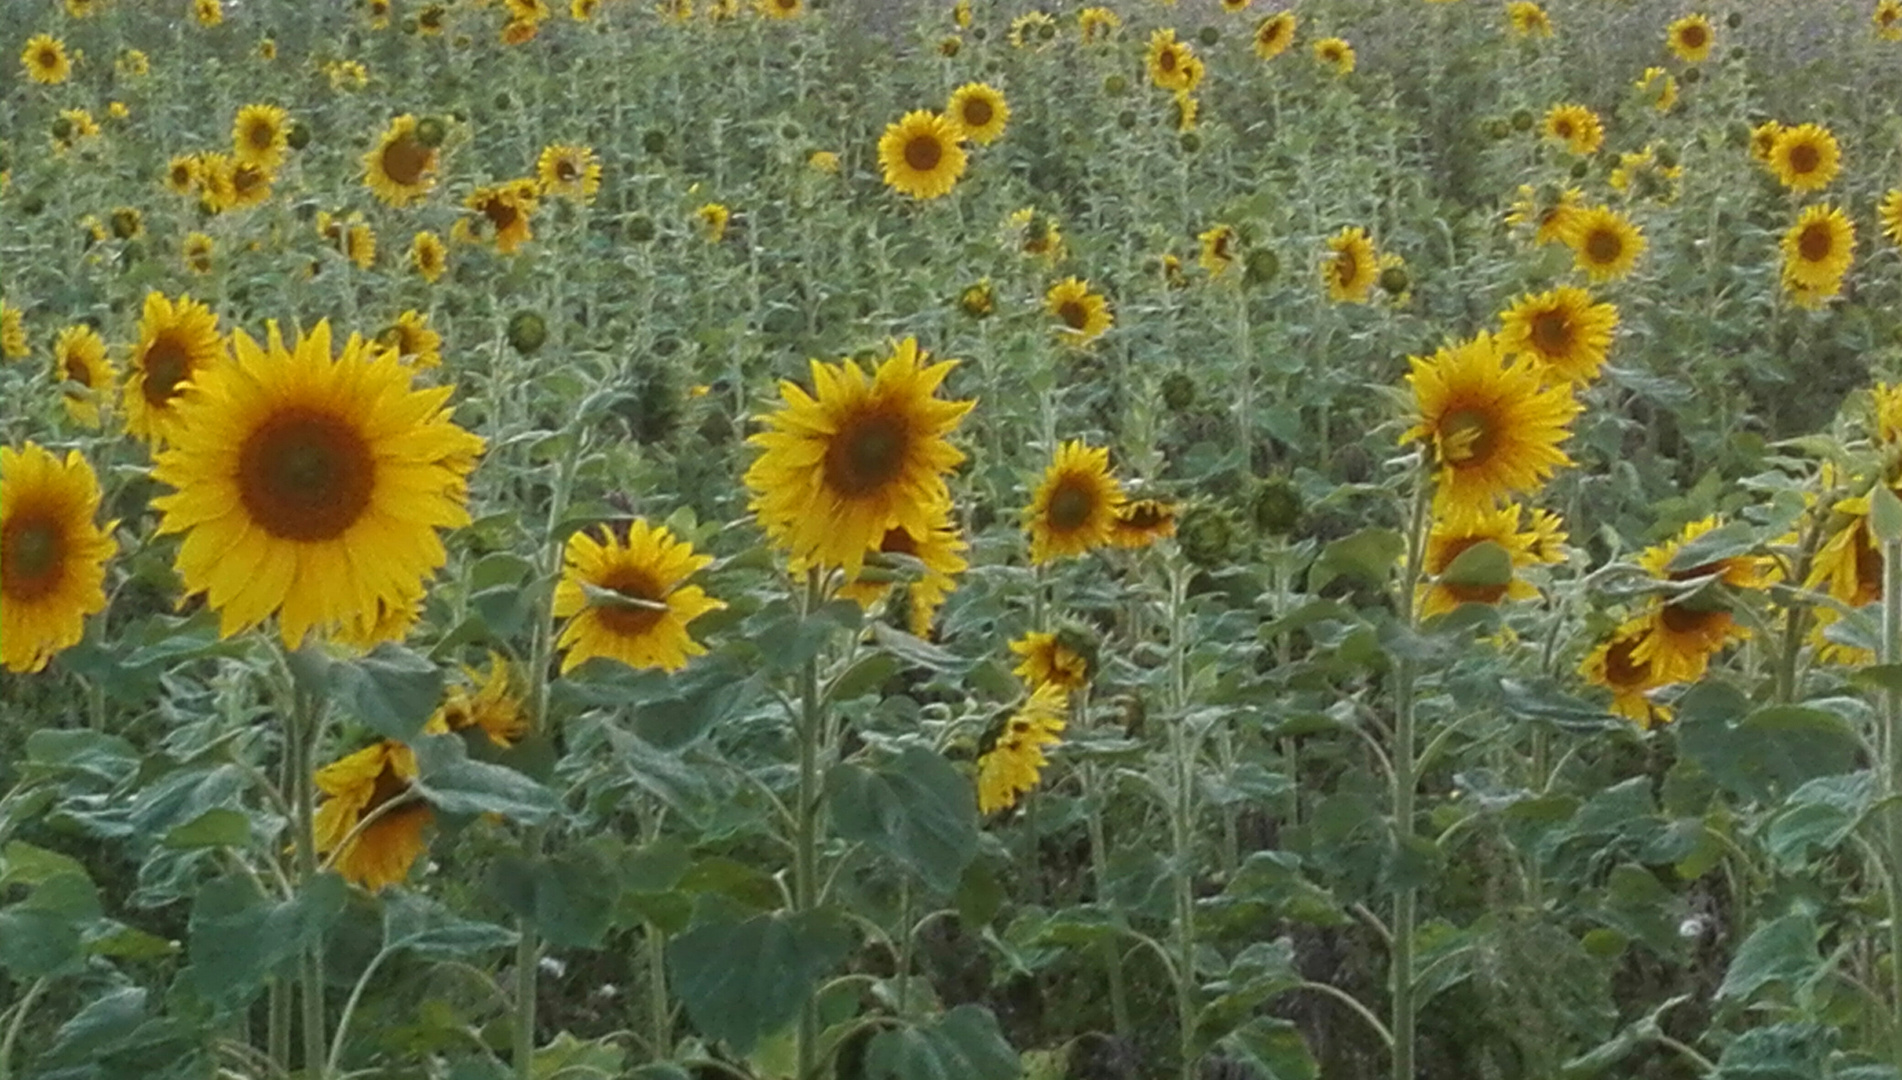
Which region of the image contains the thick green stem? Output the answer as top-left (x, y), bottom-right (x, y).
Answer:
top-left (1166, 561), bottom-right (1198, 1080)
top-left (1084, 765), bottom-right (1133, 1040)
top-left (647, 923), bottom-right (671, 1060)
top-left (1882, 537), bottom-right (1902, 1058)
top-left (0, 977), bottom-right (49, 1080)
top-left (895, 878), bottom-right (915, 1018)
top-left (1390, 462), bottom-right (1433, 1080)
top-left (512, 908), bottom-right (539, 1078)
top-left (795, 572), bottom-right (827, 1080)
top-left (288, 682), bottom-right (327, 1079)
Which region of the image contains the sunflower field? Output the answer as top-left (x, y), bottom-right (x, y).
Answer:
top-left (5, 0), bottom-right (1902, 1076)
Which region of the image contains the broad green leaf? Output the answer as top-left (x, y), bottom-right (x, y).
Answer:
top-left (186, 873), bottom-right (348, 1002)
top-left (668, 908), bottom-right (854, 1053)
top-left (413, 735), bottom-right (559, 824)
top-left (1766, 773), bottom-right (1874, 870)
top-left (23, 729), bottom-right (140, 782)
top-left (0, 907), bottom-right (83, 977)
top-left (1717, 913), bottom-right (1822, 1003)
top-left (163, 807), bottom-right (253, 849)
top-left (827, 746), bottom-right (979, 894)
top-left (1438, 539), bottom-right (1512, 588)
top-left (529, 1031), bottom-right (625, 1080)
top-left (863, 1005), bottom-right (1020, 1080)
top-left (0, 840), bottom-right (91, 889)
top-left (1676, 689), bottom-right (1860, 802)
top-left (1309, 528), bottom-right (1404, 592)
top-left (1712, 1021), bottom-right (1829, 1080)
top-left (1663, 521), bottom-right (1758, 575)
top-left (868, 623), bottom-right (974, 673)
top-left (383, 891), bottom-right (518, 957)
top-left (484, 845), bottom-right (617, 949)
top-left (37, 986), bottom-right (148, 1067)
top-left (1219, 1018), bottom-right (1319, 1080)
top-left (328, 643), bottom-right (446, 742)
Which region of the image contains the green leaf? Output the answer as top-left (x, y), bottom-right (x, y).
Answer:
top-left (1766, 773), bottom-right (1874, 870)
top-left (827, 746), bottom-right (979, 894)
top-left (1438, 539), bottom-right (1512, 589)
top-left (37, 987), bottom-right (148, 1066)
top-left (868, 623), bottom-right (974, 673)
top-left (484, 845), bottom-right (617, 949)
top-left (668, 908), bottom-right (855, 1053)
top-left (863, 1005), bottom-right (1020, 1080)
top-left (0, 908), bottom-right (83, 977)
top-left (529, 1031), bottom-right (626, 1080)
top-left (413, 735), bottom-right (559, 824)
top-left (1664, 521), bottom-right (1758, 576)
top-left (383, 891), bottom-right (518, 957)
top-left (23, 729), bottom-right (140, 783)
top-left (1676, 689), bottom-right (1861, 802)
top-left (1717, 913), bottom-right (1822, 1003)
top-left (328, 644), bottom-right (445, 743)
top-left (0, 840), bottom-right (91, 889)
top-left (555, 658), bottom-right (764, 750)
top-left (162, 807), bottom-right (254, 849)
top-left (1712, 1021), bottom-right (1829, 1080)
top-left (186, 873), bottom-right (348, 1002)
top-left (1219, 1017), bottom-right (1319, 1080)
top-left (1309, 528), bottom-right (1403, 592)
top-left (1871, 485), bottom-right (1902, 546)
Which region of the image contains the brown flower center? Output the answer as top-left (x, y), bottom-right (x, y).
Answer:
top-left (1, 511), bottom-right (65, 601)
top-left (556, 158), bottom-right (579, 181)
top-left (904, 134), bottom-right (943, 172)
top-left (1333, 249), bottom-right (1360, 288)
top-left (824, 410), bottom-right (910, 498)
top-left (381, 136), bottom-right (433, 187)
top-left (1660, 603), bottom-right (1723, 635)
top-left (1787, 142), bottom-right (1820, 175)
top-left (1553, 119), bottom-right (1574, 139)
top-left (596, 567), bottom-right (665, 636)
top-left (1798, 222), bottom-right (1834, 262)
top-left (1048, 480), bottom-right (1097, 531)
top-left (1604, 637), bottom-right (1648, 687)
top-left (962, 98), bottom-right (994, 128)
top-left (1160, 47), bottom-right (1178, 72)
top-left (1438, 408), bottom-right (1494, 465)
top-left (237, 407), bottom-right (376, 541)
top-left (1058, 300), bottom-right (1089, 329)
top-left (1529, 310), bottom-right (1573, 355)
top-left (246, 120), bottom-right (276, 150)
top-left (1679, 24), bottom-right (1707, 48)
top-left (140, 332), bottom-right (195, 406)
top-left (65, 355), bottom-right (92, 385)
top-left (879, 527), bottom-right (920, 556)
top-left (1584, 227), bottom-right (1623, 264)
top-left (481, 196), bottom-right (520, 231)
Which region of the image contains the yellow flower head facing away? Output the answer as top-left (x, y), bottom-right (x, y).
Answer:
top-left (1010, 630), bottom-right (1089, 691)
top-left (54, 324), bottom-right (117, 429)
top-left (1025, 440), bottom-right (1126, 564)
top-left (976, 683), bottom-right (1068, 814)
top-left (551, 519), bottom-right (725, 673)
top-left (1, 442), bottom-right (118, 673)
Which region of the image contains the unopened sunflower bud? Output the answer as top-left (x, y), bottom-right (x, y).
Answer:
top-left (1379, 265), bottom-right (1410, 295)
top-left (49, 117), bottom-right (72, 141)
top-left (938, 35), bottom-right (961, 55)
top-left (625, 214), bottom-right (656, 242)
top-left (1252, 477), bottom-right (1303, 535)
top-left (1176, 503), bottom-right (1235, 568)
top-left (413, 116), bottom-right (448, 147)
top-left (642, 129), bottom-right (667, 155)
top-left (1569, 160), bottom-right (1590, 179)
top-left (286, 121), bottom-right (312, 150)
top-left (1117, 110), bottom-right (1138, 130)
top-left (1104, 73), bottom-right (1127, 94)
top-left (1037, 19), bottom-right (1055, 39)
top-left (1160, 372), bottom-right (1195, 411)
top-left (1179, 132), bottom-right (1201, 154)
top-left (1680, 66), bottom-right (1701, 84)
top-left (1197, 26), bottom-right (1219, 45)
top-left (1484, 118), bottom-right (1511, 140)
top-left (506, 311), bottom-right (547, 354)
top-left (1244, 249), bottom-right (1280, 286)
top-left (1725, 11), bottom-right (1742, 28)
top-left (1510, 109), bottom-right (1534, 131)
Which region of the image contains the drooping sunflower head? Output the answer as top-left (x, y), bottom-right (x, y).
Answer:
top-left (1025, 439), bottom-right (1127, 565)
top-left (124, 291), bottom-right (229, 443)
top-left (1507, 1), bottom-right (1552, 37)
top-left (1496, 286), bottom-right (1618, 385)
top-left (364, 115), bottom-right (440, 208)
top-left (1780, 203), bottom-right (1855, 305)
top-left (377, 309), bottom-right (443, 368)
top-left (411, 231), bottom-right (449, 282)
top-left (976, 683), bottom-right (1068, 815)
top-left (1403, 331), bottom-right (1580, 523)
top-left (1542, 103), bottom-right (1603, 155)
top-left (232, 103), bottom-right (290, 171)
top-left (947, 83), bottom-right (1010, 146)
top-left (458, 181), bottom-right (538, 253)
top-left (313, 740), bottom-right (431, 891)
top-left (1198, 224), bottom-right (1238, 277)
top-left (1579, 620), bottom-right (1671, 728)
top-left (1805, 495), bottom-right (1882, 609)
top-left (1877, 0), bottom-right (1902, 40)
top-left (1109, 499), bottom-right (1177, 549)
top-left (1, 301), bottom-right (28, 359)
top-left (1559, 204), bottom-right (1645, 283)
top-left (1767, 123), bottom-right (1841, 193)
top-left (536, 143), bottom-right (601, 202)
top-left (1665, 13), bottom-right (1714, 62)
top-left (150, 320), bottom-right (485, 647)
top-left (1879, 189), bottom-right (1902, 247)
top-left (1312, 36), bottom-right (1354, 74)
top-left (53, 324), bottom-right (116, 428)
top-left (697, 202), bottom-right (731, 243)
top-left (1, 442), bottom-right (117, 673)
top-left (1044, 277), bottom-right (1113, 344)
top-left (744, 337), bottom-right (974, 577)
top-left (833, 508), bottom-right (969, 638)
top-left (1322, 226), bottom-right (1379, 303)
top-left (433, 653), bottom-right (529, 747)
top-left (22, 35), bottom-right (72, 85)
top-left (1635, 65), bottom-right (1678, 112)
top-left (877, 110), bottom-right (968, 201)
top-left (1010, 629), bottom-right (1091, 690)
top-left (551, 520), bottom-right (725, 674)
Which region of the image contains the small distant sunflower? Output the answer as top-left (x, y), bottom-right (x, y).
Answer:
top-left (1220, 0), bottom-right (1250, 11)
top-left (195, 0), bottom-right (224, 27)
top-left (1253, 11), bottom-right (1295, 58)
top-left (1109, 499), bottom-right (1177, 549)
top-left (759, 0), bottom-right (802, 18)
top-left (1781, 204), bottom-right (1854, 307)
top-left (150, 321), bottom-right (485, 647)
top-left (1507, 2), bottom-right (1552, 37)
top-left (411, 231), bottom-right (448, 283)
top-left (165, 154), bottom-right (201, 195)
top-left (319, 211), bottom-right (376, 269)
top-left (1403, 332), bottom-right (1580, 523)
top-left (808, 150), bottom-right (841, 174)
top-left (1879, 190), bottom-right (1902, 247)
top-left (834, 510), bottom-right (968, 638)
top-left (1559, 204), bottom-right (1645, 283)
top-left (976, 683), bottom-right (1068, 814)
top-left (124, 292), bottom-right (228, 444)
top-left (364, 115), bottom-right (440, 208)
top-left (458, 180), bottom-right (538, 253)
top-left (1505, 184), bottom-right (1585, 246)
top-left (1147, 28), bottom-right (1196, 90)
top-left (536, 143), bottom-right (601, 203)
top-left (1199, 224), bottom-right (1239, 277)
top-left (183, 232), bottom-right (215, 275)
top-left (1635, 66), bottom-right (1678, 112)
top-left (53, 325), bottom-right (115, 429)
top-left (551, 520), bottom-right (725, 673)
top-left (877, 111), bottom-right (967, 201)
top-left (221, 160), bottom-right (274, 211)
top-left (433, 654), bottom-right (528, 746)
top-left (1417, 502), bottom-right (1558, 618)
top-left (1, 443), bottom-right (116, 673)
top-left (959, 279), bottom-right (994, 318)
top-left (1542, 103), bottom-right (1603, 155)
top-left (506, 0), bottom-right (552, 21)
top-left (1079, 6), bottom-right (1121, 42)
top-left (1748, 119), bottom-right (1782, 163)
top-left (52, 109), bottom-right (100, 153)
top-left (327, 60), bottom-right (369, 91)
top-left (1011, 630), bottom-right (1089, 691)
top-left (1665, 14), bottom-right (1713, 63)
top-left (313, 740), bottom-right (431, 891)
top-left (697, 202), bottom-right (730, 242)
top-left (744, 337), bottom-right (973, 576)
top-left (1008, 207), bottom-right (1065, 262)
top-left (116, 48), bottom-right (149, 77)
top-left (22, 35), bottom-right (72, 85)
top-left (1008, 11), bottom-right (1057, 48)
top-left (66, 0), bottom-right (98, 17)
top-left (947, 83), bottom-right (1010, 145)
top-left (377, 310), bottom-right (443, 368)
top-left (1496, 286), bottom-right (1618, 385)
top-left (1045, 278), bottom-right (1113, 345)
top-left (417, 5), bottom-right (447, 33)
top-left (1580, 621), bottom-right (1672, 727)
top-left (1322, 226), bottom-right (1379, 303)
top-left (257, 36), bottom-right (278, 58)
top-left (1877, 0), bottom-right (1902, 40)
top-left (232, 103), bottom-right (290, 171)
top-left (1025, 440), bottom-right (1126, 564)
top-left (1806, 492), bottom-right (1881, 664)
top-left (1312, 36), bottom-right (1354, 74)
top-left (1767, 123), bottom-right (1841, 193)
top-left (1608, 144), bottom-right (1683, 204)
top-left (1, 302), bottom-right (27, 360)
top-left (1173, 90), bottom-right (1200, 132)
top-left (573, 0), bottom-right (602, 18)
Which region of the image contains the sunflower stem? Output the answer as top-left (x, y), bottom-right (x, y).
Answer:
top-left (795, 569), bottom-right (827, 1080)
top-left (1881, 536), bottom-right (1902, 1058)
top-left (1391, 455), bottom-right (1433, 1080)
top-left (286, 675), bottom-right (328, 1079)
top-left (1164, 557), bottom-right (1200, 1080)
top-left (1084, 764), bottom-right (1133, 1041)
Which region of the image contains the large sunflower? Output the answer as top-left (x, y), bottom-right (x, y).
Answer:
top-left (1881, 190), bottom-right (1902, 247)
top-left (1253, 11), bottom-right (1295, 58)
top-left (552, 520), bottom-right (724, 673)
top-left (744, 337), bottom-right (973, 576)
top-left (1045, 278), bottom-right (1113, 345)
top-left (1025, 440), bottom-right (1126, 564)
top-left (1542, 103), bottom-right (1603, 155)
top-left (1, 443), bottom-right (117, 673)
top-left (364, 115), bottom-right (439, 208)
top-left (232, 103), bottom-right (290, 171)
top-left (314, 740), bottom-right (432, 891)
top-left (54, 325), bottom-right (115, 429)
top-left (877, 111), bottom-right (967, 201)
top-left (1496, 286), bottom-right (1618, 385)
top-left (124, 292), bottom-right (228, 444)
top-left (1580, 620), bottom-right (1671, 728)
top-left (1559, 205), bottom-right (1645, 283)
top-left (1312, 37), bottom-right (1354, 74)
top-left (1403, 332), bottom-right (1580, 523)
top-left (1626, 516), bottom-right (1769, 683)
top-left (1323, 227), bottom-right (1379, 303)
top-left (1418, 502), bottom-right (1560, 618)
top-left (833, 507), bottom-right (968, 638)
top-left (22, 35), bottom-right (71, 85)
top-left (150, 321), bottom-right (484, 647)
top-left (1781, 203), bottom-right (1854, 307)
top-left (1146, 28), bottom-right (1196, 90)
top-left (947, 83), bottom-right (1010, 146)
top-left (1010, 630), bottom-right (1089, 691)
top-left (536, 143), bottom-right (601, 203)
top-left (1665, 13), bottom-right (1713, 62)
top-left (976, 683), bottom-right (1067, 815)
top-left (1507, 1), bottom-right (1552, 37)
top-left (1767, 123), bottom-right (1841, 193)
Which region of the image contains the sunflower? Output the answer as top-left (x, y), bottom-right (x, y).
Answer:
top-left (364, 115), bottom-right (439, 208)
top-left (1635, 66), bottom-right (1678, 112)
top-left (367, 0), bottom-right (392, 28)
top-left (1580, 621), bottom-right (1672, 728)
top-left (418, 5), bottom-right (447, 33)
top-left (433, 654), bottom-right (529, 746)
top-left (959, 279), bottom-right (994, 318)
top-left (697, 203), bottom-right (730, 243)
top-left (1322, 226), bottom-right (1379, 303)
top-left (1220, 0), bottom-right (1250, 11)
top-left (313, 740), bottom-right (431, 891)
top-left (1025, 440), bottom-right (1126, 564)
top-left (1197, 225), bottom-right (1238, 277)
top-left (210, 158), bottom-right (273, 212)
top-left (506, 0), bottom-right (552, 21)
top-left (123, 292), bottom-right (228, 444)
top-left (2, 301), bottom-right (28, 360)
top-left (411, 231), bottom-right (448, 282)
top-left (1045, 278), bottom-right (1113, 345)
top-left (53, 325), bottom-right (115, 429)
top-left (706, 0), bottom-right (738, 21)
top-left (535, 143), bottom-right (600, 203)
top-left (327, 60), bottom-right (369, 90)
top-left (947, 83), bottom-right (1009, 146)
top-left (1146, 28), bottom-right (1196, 90)
top-left (1665, 14), bottom-right (1713, 62)
top-left (976, 683), bottom-right (1067, 815)
top-left (1781, 203), bottom-right (1855, 306)
top-left (257, 36), bottom-right (278, 58)
top-left (1403, 332), bottom-right (1580, 524)
top-left (1805, 494), bottom-right (1882, 665)
top-left (458, 180), bottom-right (538, 253)
top-left (117, 48), bottom-right (149, 77)
top-left (52, 109), bottom-right (101, 154)
top-left (1507, 2), bottom-right (1552, 36)
top-left (1417, 503), bottom-right (1560, 618)
top-left (572, 0), bottom-right (601, 18)
top-left (1, 443), bottom-right (116, 673)
top-left (833, 509), bottom-right (968, 637)
top-left (1542, 103), bottom-right (1603, 155)
top-left (1767, 123), bottom-right (1841, 193)
top-left (877, 111), bottom-right (967, 201)
top-left (552, 520), bottom-right (724, 674)
top-left (1008, 11), bottom-right (1056, 49)
top-left (1748, 119), bottom-right (1782, 164)
top-left (1312, 37), bottom-right (1354, 74)
top-left (1496, 286), bottom-right (1618, 385)
top-left (377, 310), bottom-right (443, 368)
top-left (1010, 630), bottom-right (1089, 690)
top-left (319, 211), bottom-right (377, 269)
top-left (1160, 253), bottom-right (1188, 288)
top-left (1626, 516), bottom-right (1769, 683)
top-left (759, 0), bottom-right (802, 18)
top-left (1007, 207), bottom-right (1065, 262)
top-left (1608, 144), bottom-right (1683, 204)
top-left (66, 0), bottom-right (98, 17)
top-left (195, 0), bottom-right (223, 26)
top-left (232, 104), bottom-right (290, 171)
top-left (150, 321), bottom-right (484, 647)
top-left (1109, 499), bottom-right (1176, 549)
top-left (745, 338), bottom-right (972, 576)
top-left (183, 232), bottom-right (215, 275)
top-left (1878, 0), bottom-right (1902, 40)
top-left (1880, 190), bottom-right (1902, 247)
top-left (1505, 184), bottom-right (1584, 246)
top-left (164, 154), bottom-right (201, 196)
top-left (1252, 11), bottom-right (1295, 58)
top-left (808, 150), bottom-right (841, 174)
top-left (1559, 205), bottom-right (1645, 283)
top-left (22, 35), bottom-right (71, 85)
top-left (1079, 6), bottom-right (1121, 42)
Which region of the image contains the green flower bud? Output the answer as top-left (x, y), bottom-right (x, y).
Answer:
top-left (1197, 26), bottom-right (1219, 45)
top-left (1117, 109), bottom-right (1138, 130)
top-left (625, 214), bottom-right (656, 242)
top-left (1379, 265), bottom-right (1410, 295)
top-left (413, 116), bottom-right (448, 147)
top-left (1176, 503), bottom-right (1236, 569)
top-left (1244, 249), bottom-right (1280, 286)
top-left (1160, 372), bottom-right (1195, 411)
top-left (1484, 118), bottom-right (1511, 140)
top-left (506, 310), bottom-right (547, 354)
top-left (1252, 477), bottom-right (1303, 535)
top-left (286, 121), bottom-right (312, 150)
top-left (1104, 73), bottom-right (1127, 94)
top-left (1037, 20), bottom-right (1055, 39)
top-left (1179, 132), bottom-right (1202, 154)
top-left (1569, 159), bottom-right (1590, 179)
top-left (642, 129), bottom-right (667, 155)
top-left (1680, 66), bottom-right (1701, 85)
top-left (1725, 11), bottom-right (1742, 28)
top-left (1510, 109), bottom-right (1534, 131)
top-left (1653, 143), bottom-right (1679, 169)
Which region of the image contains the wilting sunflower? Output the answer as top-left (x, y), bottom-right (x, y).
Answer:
top-left (1312, 36), bottom-right (1354, 74)
top-left (1007, 207), bottom-right (1065, 262)
top-left (1805, 491), bottom-right (1882, 665)
top-left (1110, 500), bottom-right (1177, 549)
top-left (1635, 66), bottom-right (1678, 112)
top-left (1560, 205), bottom-right (1645, 283)
top-left (552, 520), bottom-right (724, 673)
top-left (1780, 203), bottom-right (1855, 306)
top-left (1542, 103), bottom-right (1603, 155)
top-left (1767, 123), bottom-right (1841, 193)
top-left (697, 203), bottom-right (730, 243)
top-left (1253, 11), bottom-right (1295, 57)
top-left (1496, 286), bottom-right (1618, 385)
top-left (1877, 0), bottom-right (1902, 40)
top-left (976, 683), bottom-right (1067, 814)
top-left (52, 109), bottom-right (101, 154)
top-left (377, 310), bottom-right (443, 368)
top-left (536, 143), bottom-right (600, 203)
top-left (947, 83), bottom-right (1010, 145)
top-left (53, 325), bottom-right (115, 429)
top-left (1010, 630), bottom-right (1090, 691)
top-left (1505, 184), bottom-right (1585, 247)
top-left (1507, 2), bottom-right (1552, 37)
top-left (1322, 226), bottom-right (1379, 303)
top-left (1045, 278), bottom-right (1113, 345)
top-left (1146, 28), bottom-right (1196, 90)
top-left (1, 443), bottom-right (116, 673)
top-left (457, 180), bottom-right (538, 253)
top-left (1403, 332), bottom-right (1580, 523)
top-left (150, 321), bottom-right (484, 647)
top-left (22, 35), bottom-right (71, 85)
top-left (1580, 621), bottom-right (1672, 727)
top-left (123, 292), bottom-right (228, 444)
top-left (1199, 224), bottom-right (1238, 277)
top-left (1881, 190), bottom-right (1902, 247)
top-left (164, 154), bottom-right (201, 196)
top-left (1025, 440), bottom-right (1126, 564)
top-left (745, 337), bottom-right (973, 576)
top-left (411, 231), bottom-right (448, 282)
top-left (833, 509), bottom-right (968, 637)
top-left (364, 115), bottom-right (439, 208)
top-left (1, 302), bottom-right (27, 359)
top-left (182, 233), bottom-right (215, 275)
top-left (319, 211), bottom-right (377, 269)
top-left (232, 103), bottom-right (290, 171)
top-left (1417, 503), bottom-right (1561, 618)
top-left (1665, 13), bottom-right (1713, 62)
top-left (877, 111), bottom-right (967, 201)
top-left (117, 48), bottom-right (149, 77)
top-left (1079, 6), bottom-right (1121, 42)
top-left (1626, 516), bottom-right (1770, 683)
top-left (433, 654), bottom-right (529, 746)
top-left (314, 740), bottom-right (431, 891)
